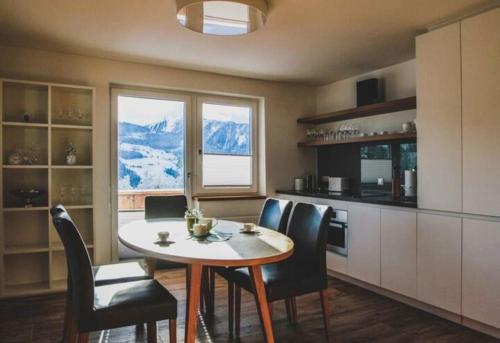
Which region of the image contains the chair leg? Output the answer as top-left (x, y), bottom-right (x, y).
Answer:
top-left (209, 267), bottom-right (215, 319)
top-left (268, 301), bottom-right (273, 321)
top-left (285, 298), bottom-right (292, 324)
top-left (169, 319), bottom-right (177, 343)
top-left (228, 281), bottom-right (234, 338)
top-left (147, 322), bottom-right (157, 343)
top-left (291, 296), bottom-right (298, 323)
top-left (77, 332), bottom-right (89, 343)
top-left (235, 285), bottom-right (241, 338)
top-left (320, 289), bottom-right (330, 341)
top-left (200, 267), bottom-right (208, 314)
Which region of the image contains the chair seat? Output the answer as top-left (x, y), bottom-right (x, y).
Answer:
top-left (80, 279), bottom-right (177, 332)
top-left (217, 261), bottom-right (326, 302)
top-left (92, 261), bottom-right (150, 286)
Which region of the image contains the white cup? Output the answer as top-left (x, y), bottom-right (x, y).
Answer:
top-left (157, 231), bottom-right (170, 243)
top-left (198, 217), bottom-right (218, 231)
top-left (193, 223), bottom-right (209, 237)
top-left (243, 223), bottom-right (256, 232)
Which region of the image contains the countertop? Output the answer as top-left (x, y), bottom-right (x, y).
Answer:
top-left (276, 190), bottom-right (417, 208)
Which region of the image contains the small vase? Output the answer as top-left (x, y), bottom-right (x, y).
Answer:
top-left (66, 153), bottom-right (77, 165)
top-left (185, 217), bottom-right (196, 233)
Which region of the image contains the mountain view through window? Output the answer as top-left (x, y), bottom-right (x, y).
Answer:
top-left (117, 96), bottom-right (252, 191)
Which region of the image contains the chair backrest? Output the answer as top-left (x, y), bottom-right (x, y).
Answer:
top-left (144, 195), bottom-right (188, 220)
top-left (50, 205), bottom-right (94, 316)
top-left (258, 198), bottom-right (293, 234)
top-left (287, 202), bottom-right (333, 275)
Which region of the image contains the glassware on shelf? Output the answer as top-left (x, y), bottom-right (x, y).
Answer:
top-left (59, 185), bottom-right (68, 204)
top-left (70, 186), bottom-right (79, 204)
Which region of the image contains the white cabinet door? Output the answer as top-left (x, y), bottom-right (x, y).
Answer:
top-left (347, 205), bottom-right (380, 286)
top-left (416, 23), bottom-right (462, 212)
top-left (417, 213), bottom-right (462, 314)
top-left (381, 209), bottom-right (417, 298)
top-left (463, 218), bottom-right (500, 328)
top-left (462, 7), bottom-right (500, 216)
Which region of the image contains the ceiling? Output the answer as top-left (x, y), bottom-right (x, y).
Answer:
top-left (0, 0), bottom-right (497, 85)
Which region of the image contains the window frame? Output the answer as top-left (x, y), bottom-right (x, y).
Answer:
top-left (194, 95), bottom-right (259, 195)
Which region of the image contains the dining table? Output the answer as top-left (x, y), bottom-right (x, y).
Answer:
top-left (118, 218), bottom-right (294, 343)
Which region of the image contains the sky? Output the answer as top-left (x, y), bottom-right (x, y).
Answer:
top-left (118, 95), bottom-right (251, 125)
top-left (118, 96), bottom-right (184, 126)
top-left (203, 103), bottom-right (250, 124)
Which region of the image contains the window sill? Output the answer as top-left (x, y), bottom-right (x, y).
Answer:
top-left (193, 194), bottom-right (267, 202)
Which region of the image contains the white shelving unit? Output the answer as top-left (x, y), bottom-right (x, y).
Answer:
top-left (0, 79), bottom-right (95, 298)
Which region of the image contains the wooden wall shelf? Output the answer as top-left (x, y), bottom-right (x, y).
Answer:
top-left (298, 132), bottom-right (416, 147)
top-left (297, 96), bottom-right (417, 125)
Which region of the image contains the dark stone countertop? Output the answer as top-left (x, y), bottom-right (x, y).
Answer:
top-left (276, 190), bottom-right (417, 208)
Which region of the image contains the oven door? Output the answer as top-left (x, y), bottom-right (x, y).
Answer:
top-left (327, 220), bottom-right (348, 256)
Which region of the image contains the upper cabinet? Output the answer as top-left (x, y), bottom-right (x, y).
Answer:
top-left (416, 7), bottom-right (500, 216)
top-left (462, 8), bottom-right (500, 217)
top-left (416, 23), bottom-right (462, 213)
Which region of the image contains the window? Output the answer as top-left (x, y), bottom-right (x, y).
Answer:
top-left (196, 97), bottom-right (258, 193)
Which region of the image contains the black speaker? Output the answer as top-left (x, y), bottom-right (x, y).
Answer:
top-left (356, 78), bottom-right (384, 107)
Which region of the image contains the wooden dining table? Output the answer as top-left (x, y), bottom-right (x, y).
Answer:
top-left (118, 219), bottom-right (294, 343)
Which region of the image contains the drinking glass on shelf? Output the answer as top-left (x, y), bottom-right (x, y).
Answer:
top-left (70, 186), bottom-right (79, 204)
top-left (59, 185), bottom-right (68, 204)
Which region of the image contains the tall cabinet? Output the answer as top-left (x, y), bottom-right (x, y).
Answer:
top-left (416, 23), bottom-right (462, 213)
top-left (416, 6), bottom-right (500, 331)
top-left (462, 8), bottom-right (500, 217)
top-left (0, 79), bottom-right (95, 298)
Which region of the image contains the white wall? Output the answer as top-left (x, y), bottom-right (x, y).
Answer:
top-left (0, 45), bottom-right (316, 263)
top-left (315, 60), bottom-right (416, 134)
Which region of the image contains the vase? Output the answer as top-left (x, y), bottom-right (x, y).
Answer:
top-left (66, 152), bottom-right (77, 165)
top-left (185, 217), bottom-right (196, 233)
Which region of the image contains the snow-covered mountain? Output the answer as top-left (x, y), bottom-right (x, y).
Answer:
top-left (118, 118), bottom-right (250, 190)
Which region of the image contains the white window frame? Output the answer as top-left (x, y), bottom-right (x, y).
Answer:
top-left (110, 87), bottom-right (193, 260)
top-left (194, 95), bottom-right (259, 195)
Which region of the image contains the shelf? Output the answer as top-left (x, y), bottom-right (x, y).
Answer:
top-left (51, 243), bottom-right (93, 251)
top-left (64, 205), bottom-right (93, 209)
top-left (51, 124), bottom-right (93, 130)
top-left (298, 132), bottom-right (417, 147)
top-left (1, 122), bottom-right (49, 128)
top-left (4, 244), bottom-right (49, 255)
top-left (297, 96), bottom-right (417, 125)
top-left (3, 282), bottom-right (51, 297)
top-left (2, 206), bottom-right (49, 212)
top-left (51, 165), bottom-right (93, 169)
top-left (3, 165), bottom-right (49, 169)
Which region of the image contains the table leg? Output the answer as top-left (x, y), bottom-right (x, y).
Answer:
top-left (145, 257), bottom-right (157, 277)
top-left (185, 264), bottom-right (203, 343)
top-left (249, 265), bottom-right (275, 343)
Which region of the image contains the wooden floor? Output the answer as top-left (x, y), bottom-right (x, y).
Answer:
top-left (0, 268), bottom-right (497, 343)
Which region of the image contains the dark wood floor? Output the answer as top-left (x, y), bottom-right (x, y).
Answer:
top-left (0, 268), bottom-right (497, 342)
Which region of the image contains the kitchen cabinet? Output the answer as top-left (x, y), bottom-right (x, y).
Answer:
top-left (462, 7), bottom-right (500, 217)
top-left (463, 218), bottom-right (500, 328)
top-left (381, 209), bottom-right (416, 298)
top-left (416, 23), bottom-right (462, 213)
top-left (417, 213), bottom-right (461, 314)
top-left (347, 204), bottom-right (380, 286)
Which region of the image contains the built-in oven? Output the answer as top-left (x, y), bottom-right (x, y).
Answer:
top-left (326, 209), bottom-right (348, 256)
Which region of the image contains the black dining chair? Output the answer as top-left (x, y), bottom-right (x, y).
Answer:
top-left (50, 206), bottom-right (152, 342)
top-left (221, 202), bottom-right (333, 340)
top-left (210, 198), bottom-right (293, 333)
top-left (51, 205), bottom-right (177, 343)
top-left (144, 195), bottom-right (188, 220)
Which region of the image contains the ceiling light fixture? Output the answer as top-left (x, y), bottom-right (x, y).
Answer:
top-left (176, 0), bottom-right (268, 36)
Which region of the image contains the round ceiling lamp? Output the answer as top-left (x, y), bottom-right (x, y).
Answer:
top-left (176, 0), bottom-right (268, 36)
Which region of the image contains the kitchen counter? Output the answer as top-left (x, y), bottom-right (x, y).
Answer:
top-left (276, 190), bottom-right (417, 208)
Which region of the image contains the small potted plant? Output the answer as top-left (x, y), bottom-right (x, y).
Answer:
top-left (185, 208), bottom-right (202, 233)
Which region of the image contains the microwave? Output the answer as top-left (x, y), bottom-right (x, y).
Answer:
top-left (328, 177), bottom-right (349, 192)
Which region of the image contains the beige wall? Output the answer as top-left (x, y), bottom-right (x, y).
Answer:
top-left (0, 45), bottom-right (316, 263)
top-left (315, 60), bottom-right (416, 134)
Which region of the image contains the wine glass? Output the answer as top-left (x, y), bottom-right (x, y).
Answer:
top-left (59, 185), bottom-right (67, 204)
top-left (70, 186), bottom-right (79, 204)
